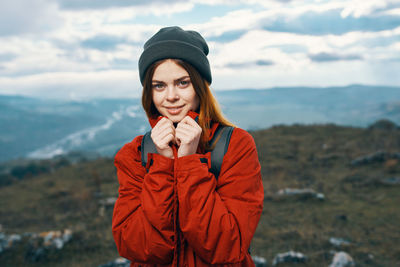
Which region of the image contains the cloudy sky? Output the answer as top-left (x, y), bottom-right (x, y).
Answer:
top-left (0, 0), bottom-right (399, 99)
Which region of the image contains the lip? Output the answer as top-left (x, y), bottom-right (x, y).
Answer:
top-left (165, 105), bottom-right (185, 115)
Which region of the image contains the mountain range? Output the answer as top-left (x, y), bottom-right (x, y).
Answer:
top-left (0, 84), bottom-right (399, 162)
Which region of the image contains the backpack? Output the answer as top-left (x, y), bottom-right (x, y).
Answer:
top-left (141, 126), bottom-right (234, 179)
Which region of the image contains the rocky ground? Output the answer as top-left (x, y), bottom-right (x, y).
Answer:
top-left (0, 120), bottom-right (399, 266)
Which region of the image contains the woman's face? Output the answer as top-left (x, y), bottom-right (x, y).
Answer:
top-left (152, 59), bottom-right (199, 123)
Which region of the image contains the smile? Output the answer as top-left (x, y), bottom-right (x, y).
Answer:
top-left (165, 105), bottom-right (185, 115)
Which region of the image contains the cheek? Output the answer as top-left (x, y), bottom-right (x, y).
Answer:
top-left (152, 91), bottom-right (163, 107)
top-left (183, 88), bottom-right (199, 109)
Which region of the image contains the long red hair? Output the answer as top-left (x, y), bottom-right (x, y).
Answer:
top-left (142, 59), bottom-right (235, 151)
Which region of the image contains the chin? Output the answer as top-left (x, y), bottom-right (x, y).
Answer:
top-left (168, 115), bottom-right (185, 123)
top-left (161, 109), bottom-right (189, 123)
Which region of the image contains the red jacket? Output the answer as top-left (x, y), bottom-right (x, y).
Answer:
top-left (112, 111), bottom-right (264, 266)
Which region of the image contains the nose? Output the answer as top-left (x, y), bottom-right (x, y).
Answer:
top-left (166, 85), bottom-right (179, 101)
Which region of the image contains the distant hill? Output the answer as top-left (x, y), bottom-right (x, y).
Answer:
top-left (0, 84), bottom-right (399, 162)
top-left (0, 122), bottom-right (399, 266)
top-left (0, 96), bottom-right (148, 162)
top-left (215, 84), bottom-right (400, 130)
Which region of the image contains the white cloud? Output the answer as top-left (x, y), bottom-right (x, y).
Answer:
top-left (341, 0), bottom-right (400, 18)
top-left (0, 0), bottom-right (399, 99)
top-left (59, 2), bottom-right (194, 26)
top-left (210, 30), bottom-right (310, 68)
top-left (382, 7), bottom-right (400, 16)
top-left (0, 0), bottom-right (62, 36)
top-left (208, 24), bottom-right (400, 89)
top-left (390, 42), bottom-right (400, 51)
top-left (190, 9), bottom-right (260, 37)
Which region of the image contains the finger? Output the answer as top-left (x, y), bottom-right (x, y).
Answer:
top-left (154, 117), bottom-right (168, 129)
top-left (176, 122), bottom-right (193, 132)
top-left (154, 124), bottom-right (175, 138)
top-left (180, 116), bottom-right (199, 126)
top-left (175, 123), bottom-right (194, 134)
top-left (153, 130), bottom-right (175, 146)
top-left (153, 129), bottom-right (175, 145)
top-left (159, 133), bottom-right (175, 148)
top-left (176, 118), bottom-right (201, 131)
top-left (179, 116), bottom-right (193, 125)
top-left (151, 126), bottom-right (175, 147)
top-left (152, 121), bottom-right (175, 136)
top-left (178, 116), bottom-right (202, 131)
top-left (154, 117), bottom-right (174, 130)
top-left (176, 122), bottom-right (201, 138)
top-left (175, 129), bottom-right (193, 144)
top-left (156, 128), bottom-right (175, 142)
top-left (153, 120), bottom-right (175, 136)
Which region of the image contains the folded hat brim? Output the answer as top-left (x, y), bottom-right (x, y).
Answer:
top-left (139, 40), bottom-right (212, 85)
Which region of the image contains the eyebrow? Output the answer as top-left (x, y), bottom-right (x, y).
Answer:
top-left (152, 76), bottom-right (190, 83)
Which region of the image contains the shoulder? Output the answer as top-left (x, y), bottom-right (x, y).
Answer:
top-left (222, 127), bottom-right (259, 165)
top-left (229, 127), bottom-right (257, 149)
top-left (114, 135), bottom-right (144, 169)
top-left (218, 127), bottom-right (261, 185)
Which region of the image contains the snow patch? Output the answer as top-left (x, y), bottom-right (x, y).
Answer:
top-left (27, 105), bottom-right (139, 159)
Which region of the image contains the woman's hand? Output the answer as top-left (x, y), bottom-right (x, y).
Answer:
top-left (175, 116), bottom-right (202, 158)
top-left (151, 117), bottom-right (175, 159)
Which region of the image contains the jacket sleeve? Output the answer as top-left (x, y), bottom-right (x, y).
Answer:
top-left (112, 135), bottom-right (175, 264)
top-left (176, 128), bottom-right (264, 264)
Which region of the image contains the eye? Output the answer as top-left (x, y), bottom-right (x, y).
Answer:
top-left (177, 79), bottom-right (191, 88)
top-left (152, 83), bottom-right (165, 90)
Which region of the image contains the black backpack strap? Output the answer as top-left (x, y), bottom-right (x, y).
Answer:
top-left (141, 130), bottom-right (158, 168)
top-left (209, 126), bottom-right (234, 179)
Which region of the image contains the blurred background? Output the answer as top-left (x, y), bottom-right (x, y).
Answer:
top-left (0, 0), bottom-right (399, 266)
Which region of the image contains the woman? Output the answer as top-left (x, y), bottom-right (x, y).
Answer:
top-left (112, 26), bottom-right (264, 266)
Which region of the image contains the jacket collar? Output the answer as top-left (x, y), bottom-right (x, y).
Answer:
top-left (148, 110), bottom-right (220, 142)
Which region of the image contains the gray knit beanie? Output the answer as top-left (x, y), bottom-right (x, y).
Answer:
top-left (138, 26), bottom-right (212, 85)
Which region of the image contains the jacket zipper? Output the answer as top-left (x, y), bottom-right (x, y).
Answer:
top-left (172, 145), bottom-right (179, 267)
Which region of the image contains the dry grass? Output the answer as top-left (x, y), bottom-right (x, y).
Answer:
top-left (1, 123), bottom-right (399, 266)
